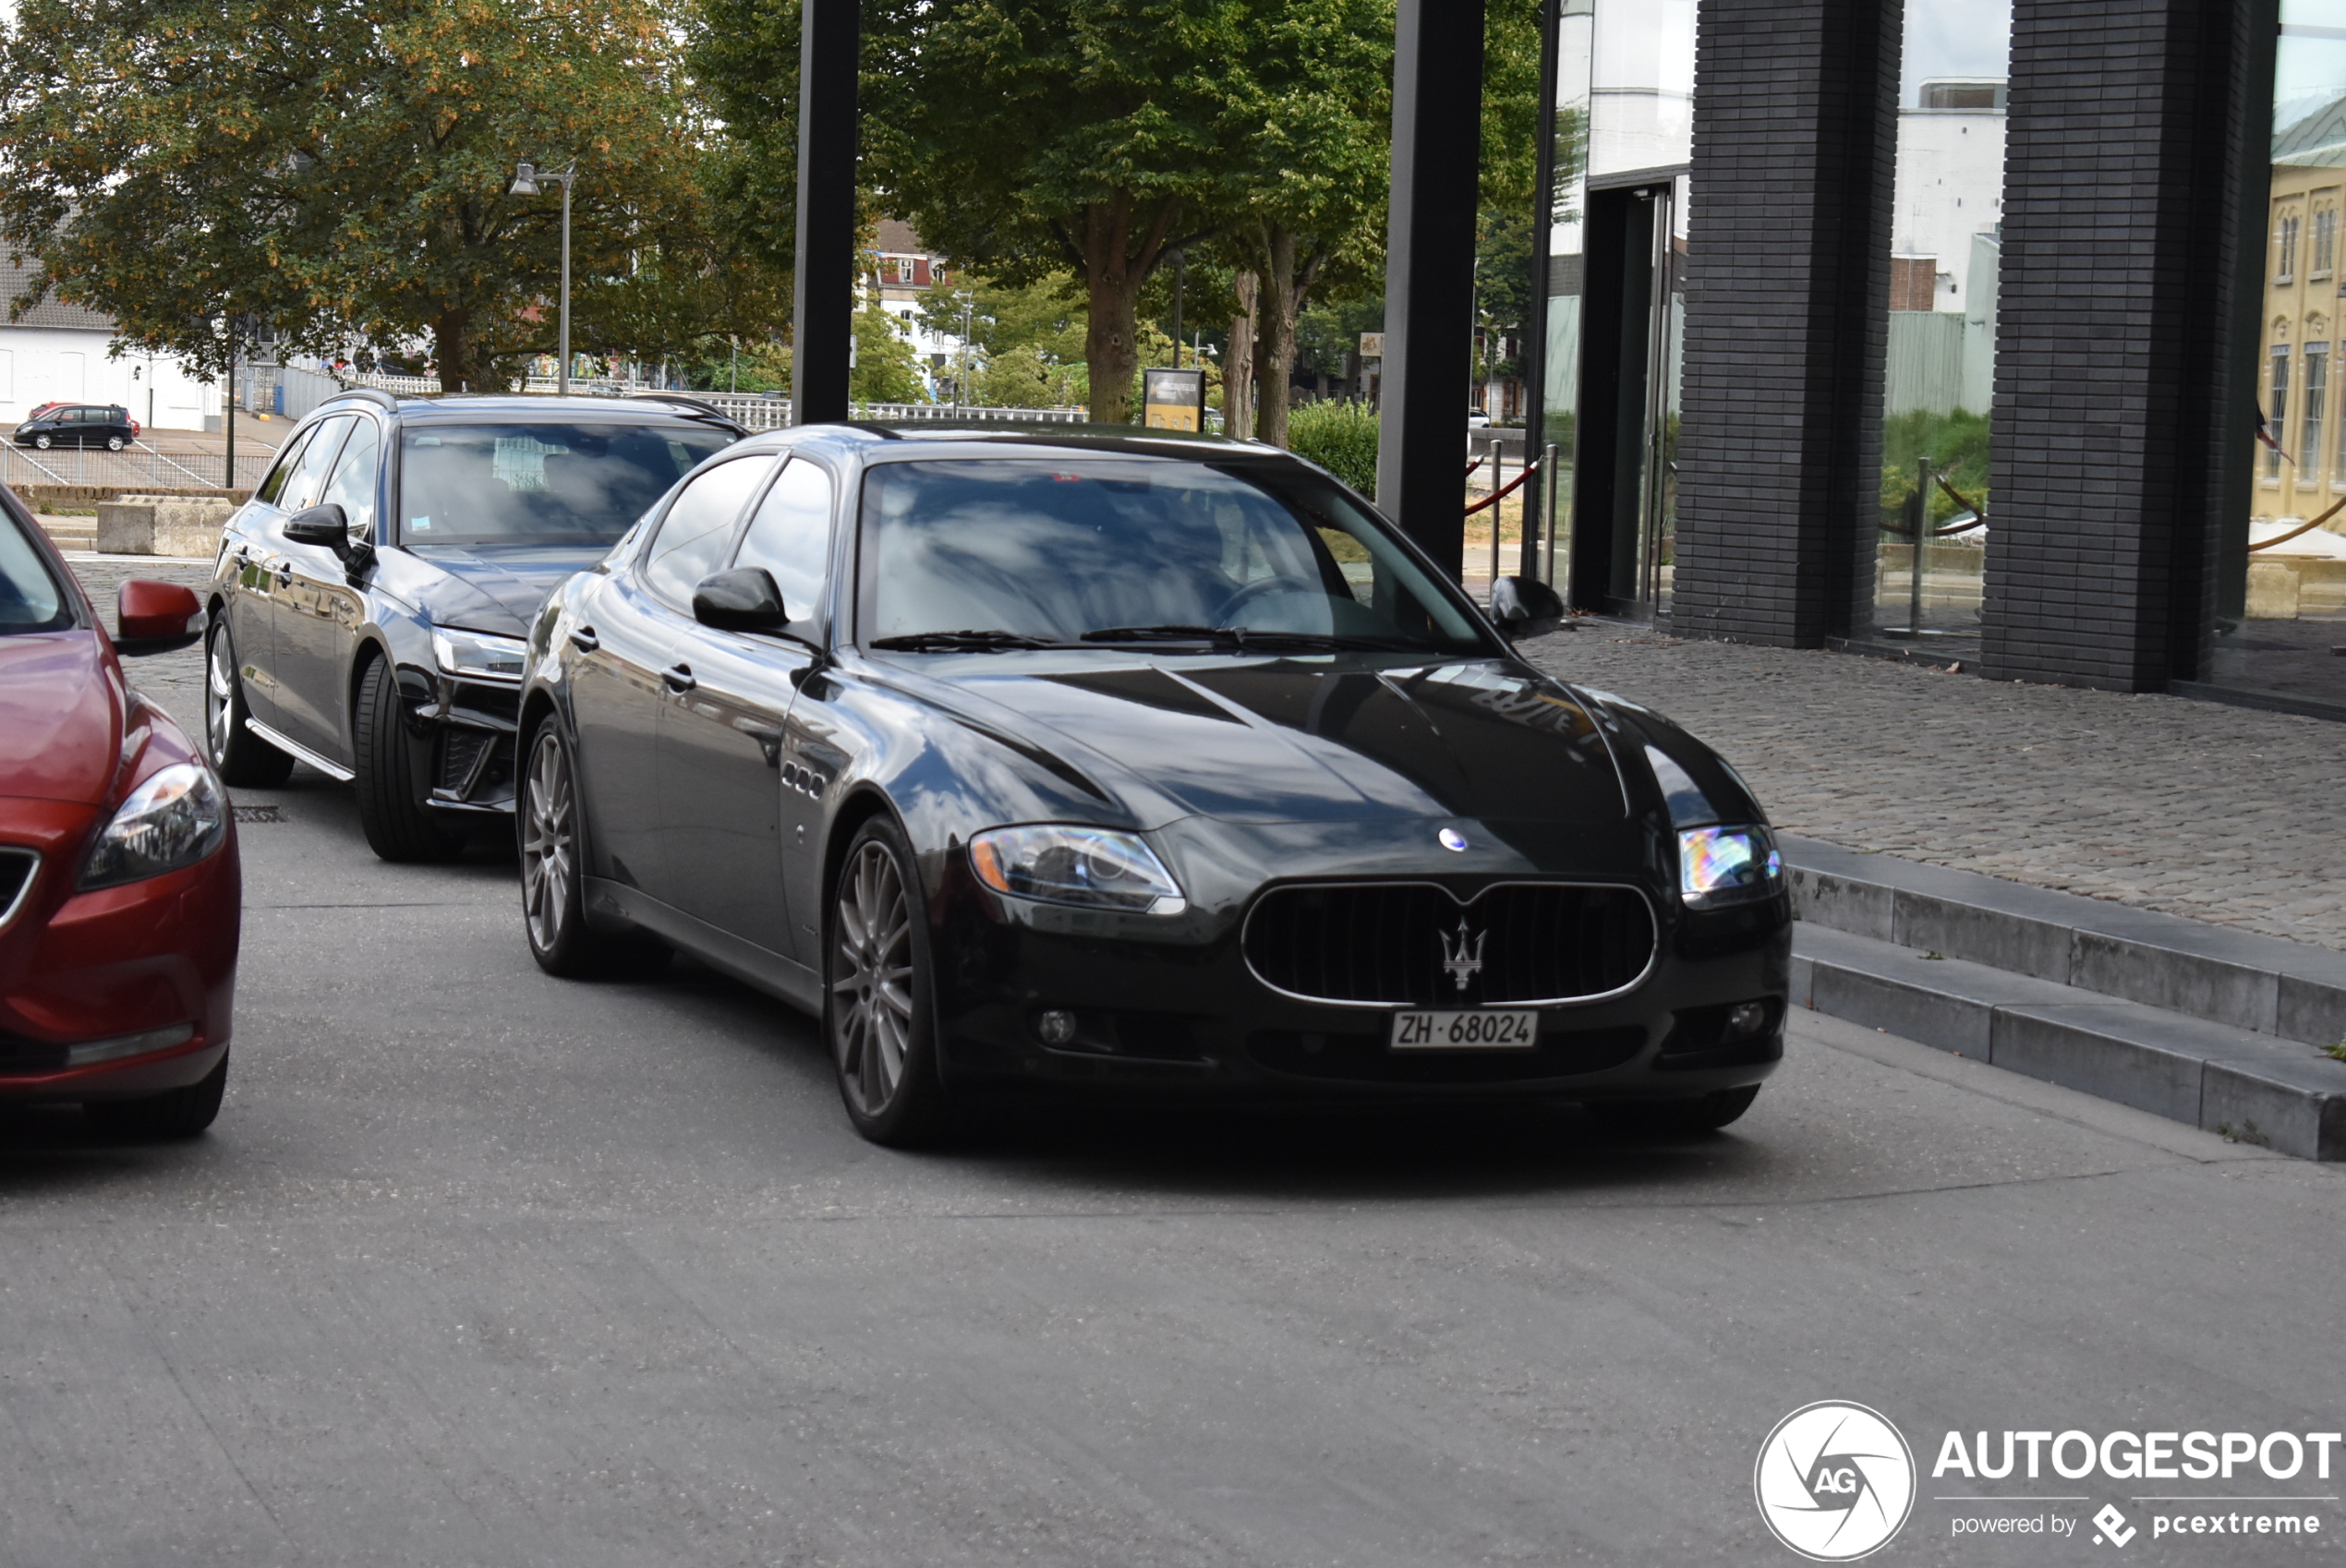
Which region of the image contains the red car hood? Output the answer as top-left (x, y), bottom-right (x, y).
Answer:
top-left (0, 631), bottom-right (123, 806)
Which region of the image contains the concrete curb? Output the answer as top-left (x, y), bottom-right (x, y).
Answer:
top-left (1785, 850), bottom-right (2346, 1161)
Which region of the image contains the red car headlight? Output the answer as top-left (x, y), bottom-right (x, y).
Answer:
top-left (79, 763), bottom-right (228, 890)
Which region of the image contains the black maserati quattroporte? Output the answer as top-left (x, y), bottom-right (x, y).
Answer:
top-left (515, 423), bottom-right (1789, 1144)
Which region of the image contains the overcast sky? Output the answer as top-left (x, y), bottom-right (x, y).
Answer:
top-left (1902, 0), bottom-right (2013, 108)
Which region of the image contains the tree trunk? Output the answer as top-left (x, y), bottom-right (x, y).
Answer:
top-left (432, 309), bottom-right (473, 394)
top-left (1227, 271), bottom-right (1258, 440)
top-left (1253, 226), bottom-right (1299, 449)
top-left (1081, 200), bottom-right (1143, 425)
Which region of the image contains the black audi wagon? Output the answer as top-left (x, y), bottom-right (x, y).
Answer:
top-left (514, 423), bottom-right (1791, 1145)
top-left (202, 390), bottom-right (744, 859)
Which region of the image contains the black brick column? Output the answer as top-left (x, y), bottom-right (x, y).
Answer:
top-left (1982, 0), bottom-right (2258, 689)
top-left (1671, 0), bottom-right (1900, 646)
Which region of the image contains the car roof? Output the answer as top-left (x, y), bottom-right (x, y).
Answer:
top-left (308, 391), bottom-right (745, 434)
top-left (745, 420), bottom-right (1286, 466)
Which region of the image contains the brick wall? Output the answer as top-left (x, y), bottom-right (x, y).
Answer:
top-left (1673, 0), bottom-right (1900, 647)
top-left (1981, 0), bottom-right (2254, 689)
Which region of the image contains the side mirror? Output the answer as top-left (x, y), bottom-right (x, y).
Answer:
top-left (693, 566), bottom-right (794, 633)
top-left (283, 502), bottom-right (350, 557)
top-left (1488, 574), bottom-right (1566, 640)
top-left (115, 580), bottom-right (203, 657)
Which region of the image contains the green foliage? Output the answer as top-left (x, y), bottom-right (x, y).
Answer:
top-left (688, 0), bottom-right (801, 280)
top-left (1881, 408), bottom-right (1994, 529)
top-left (0, 0), bottom-right (766, 391)
top-left (1288, 399), bottom-right (1379, 493)
top-left (1295, 296), bottom-right (1385, 381)
top-left (852, 303), bottom-right (925, 403)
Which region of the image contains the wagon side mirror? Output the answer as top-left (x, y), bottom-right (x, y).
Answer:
top-left (283, 502), bottom-right (350, 557)
top-left (115, 580), bottom-right (204, 657)
top-left (1489, 574), bottom-right (1566, 640)
top-left (693, 567), bottom-right (795, 633)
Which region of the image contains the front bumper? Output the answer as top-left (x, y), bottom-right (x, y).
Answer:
top-left (404, 668), bottom-right (522, 815)
top-left (930, 867), bottom-right (1791, 1104)
top-left (0, 815), bottom-right (240, 1103)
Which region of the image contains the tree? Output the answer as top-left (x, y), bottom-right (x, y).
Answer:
top-left (1213, 0), bottom-right (1394, 448)
top-left (0, 0), bottom-right (748, 393)
top-left (687, 0), bottom-right (802, 282)
top-left (852, 301), bottom-right (925, 403)
top-left (864, 0), bottom-right (1239, 423)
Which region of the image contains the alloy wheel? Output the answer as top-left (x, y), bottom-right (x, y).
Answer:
top-left (832, 839), bottom-right (916, 1115)
top-left (205, 628), bottom-right (236, 765)
top-left (521, 730), bottom-right (575, 953)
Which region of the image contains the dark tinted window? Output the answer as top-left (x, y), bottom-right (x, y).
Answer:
top-left (255, 424), bottom-right (320, 507)
top-left (860, 458), bottom-right (1483, 651)
top-left (0, 497), bottom-right (72, 634)
top-left (732, 458), bottom-right (832, 621)
top-left (400, 422), bottom-right (738, 548)
top-left (642, 455), bottom-right (777, 609)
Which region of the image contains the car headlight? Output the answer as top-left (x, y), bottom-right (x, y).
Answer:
top-left (431, 626), bottom-right (529, 681)
top-left (1678, 825), bottom-right (1783, 909)
top-left (968, 825), bottom-right (1187, 915)
top-left (80, 763), bottom-right (228, 890)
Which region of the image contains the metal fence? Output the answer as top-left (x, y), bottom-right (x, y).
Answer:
top-left (0, 442), bottom-right (272, 494)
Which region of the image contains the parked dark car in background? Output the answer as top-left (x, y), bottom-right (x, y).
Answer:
top-left (0, 482), bottom-right (237, 1137)
top-left (201, 390), bottom-right (743, 861)
top-left (514, 424), bottom-right (1790, 1146)
top-left (12, 403), bottom-right (139, 451)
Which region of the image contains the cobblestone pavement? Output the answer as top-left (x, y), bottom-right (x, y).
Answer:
top-left (56, 557), bottom-right (2346, 952)
top-left (1523, 622), bottom-right (2346, 950)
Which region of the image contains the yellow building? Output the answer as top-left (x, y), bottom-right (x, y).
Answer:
top-left (2258, 97), bottom-right (2346, 530)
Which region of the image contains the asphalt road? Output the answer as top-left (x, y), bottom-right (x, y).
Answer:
top-left (3, 639), bottom-right (2341, 1566)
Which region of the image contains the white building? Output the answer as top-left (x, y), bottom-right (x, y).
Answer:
top-left (0, 259), bottom-right (217, 431)
top-left (1892, 78), bottom-right (2007, 310)
top-left (869, 219), bottom-right (961, 392)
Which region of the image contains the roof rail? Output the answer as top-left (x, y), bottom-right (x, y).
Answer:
top-left (631, 392), bottom-right (731, 420)
top-left (322, 385), bottom-right (400, 413)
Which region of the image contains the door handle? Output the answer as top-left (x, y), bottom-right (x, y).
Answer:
top-left (568, 625), bottom-right (599, 652)
top-left (662, 663), bottom-right (696, 693)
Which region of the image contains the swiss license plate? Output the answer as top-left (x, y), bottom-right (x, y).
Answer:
top-left (1388, 1009), bottom-right (1541, 1051)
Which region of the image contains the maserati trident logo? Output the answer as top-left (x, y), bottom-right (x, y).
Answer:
top-left (1438, 918), bottom-right (1486, 992)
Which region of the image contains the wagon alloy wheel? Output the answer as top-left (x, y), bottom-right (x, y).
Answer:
top-left (827, 820), bottom-right (947, 1145)
top-left (203, 620), bottom-right (292, 787)
top-left (521, 729), bottom-right (574, 955)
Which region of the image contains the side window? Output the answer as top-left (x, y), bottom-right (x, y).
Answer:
top-left (317, 418), bottom-right (382, 539)
top-left (282, 416), bottom-right (355, 513)
top-left (641, 456), bottom-right (777, 610)
top-left (731, 457), bottom-right (833, 621)
top-left (254, 425), bottom-right (319, 507)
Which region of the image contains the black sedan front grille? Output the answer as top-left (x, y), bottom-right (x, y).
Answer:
top-left (1242, 882), bottom-right (1656, 1006)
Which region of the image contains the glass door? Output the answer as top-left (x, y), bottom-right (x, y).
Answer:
top-left (1571, 177), bottom-right (1684, 619)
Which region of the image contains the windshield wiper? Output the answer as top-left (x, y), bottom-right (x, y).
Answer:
top-left (1081, 624), bottom-right (1421, 653)
top-left (870, 629), bottom-right (1074, 652)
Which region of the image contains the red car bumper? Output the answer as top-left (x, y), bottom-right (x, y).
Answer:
top-left (0, 795), bottom-right (240, 1102)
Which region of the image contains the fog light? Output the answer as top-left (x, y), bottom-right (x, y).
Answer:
top-left (1036, 1009), bottom-right (1079, 1046)
top-left (1727, 1001), bottom-right (1769, 1039)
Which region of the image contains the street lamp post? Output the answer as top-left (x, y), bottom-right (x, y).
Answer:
top-left (510, 161), bottom-right (576, 393)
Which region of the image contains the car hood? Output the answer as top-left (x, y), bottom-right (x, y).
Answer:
top-left (920, 653), bottom-right (1631, 826)
top-left (0, 631), bottom-right (120, 806)
top-left (394, 544), bottom-right (614, 636)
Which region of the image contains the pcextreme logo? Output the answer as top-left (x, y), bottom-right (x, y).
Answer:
top-left (1755, 1402), bottom-right (1918, 1562)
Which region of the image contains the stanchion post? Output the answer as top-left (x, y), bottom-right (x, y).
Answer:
top-left (1489, 437), bottom-right (1503, 585)
top-left (1542, 440), bottom-right (1560, 585)
top-left (1906, 457), bottom-right (1933, 636)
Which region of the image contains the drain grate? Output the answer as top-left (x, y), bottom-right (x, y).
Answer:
top-left (232, 804), bottom-right (284, 824)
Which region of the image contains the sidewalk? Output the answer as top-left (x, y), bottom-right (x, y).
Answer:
top-left (1519, 623), bottom-right (2346, 953)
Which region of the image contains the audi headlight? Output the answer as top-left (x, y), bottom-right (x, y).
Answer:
top-left (80, 763), bottom-right (228, 890)
top-left (431, 626), bottom-right (528, 681)
top-left (968, 825), bottom-right (1186, 915)
top-left (1678, 825), bottom-right (1783, 909)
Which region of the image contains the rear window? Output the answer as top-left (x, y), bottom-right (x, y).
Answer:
top-left (399, 421), bottom-right (738, 547)
top-left (0, 495), bottom-right (73, 634)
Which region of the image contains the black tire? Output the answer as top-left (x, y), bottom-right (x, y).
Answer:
top-left (354, 656), bottom-right (470, 863)
top-left (106, 434), bottom-right (127, 452)
top-left (203, 618), bottom-right (295, 787)
top-left (1594, 1084), bottom-right (1762, 1137)
top-left (85, 1052), bottom-right (228, 1140)
top-left (31, 433), bottom-right (50, 451)
top-left (827, 815), bottom-right (949, 1147)
top-left (517, 716), bottom-right (671, 979)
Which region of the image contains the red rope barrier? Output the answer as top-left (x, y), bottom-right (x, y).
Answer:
top-left (1463, 455), bottom-right (1540, 517)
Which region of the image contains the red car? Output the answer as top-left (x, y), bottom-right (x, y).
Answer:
top-left (1, 482), bottom-right (238, 1136)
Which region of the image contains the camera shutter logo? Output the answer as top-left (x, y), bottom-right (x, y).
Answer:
top-left (1754, 1402), bottom-right (1917, 1561)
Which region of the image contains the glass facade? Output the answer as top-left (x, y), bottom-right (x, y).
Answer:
top-left (2214, 0), bottom-right (2346, 704)
top-left (1869, 0), bottom-right (2009, 651)
top-left (1542, 0), bottom-right (1692, 620)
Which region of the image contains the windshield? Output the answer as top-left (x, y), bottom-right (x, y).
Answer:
top-left (398, 422), bottom-right (736, 547)
top-left (859, 457), bottom-right (1486, 653)
top-left (0, 495), bottom-right (72, 634)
